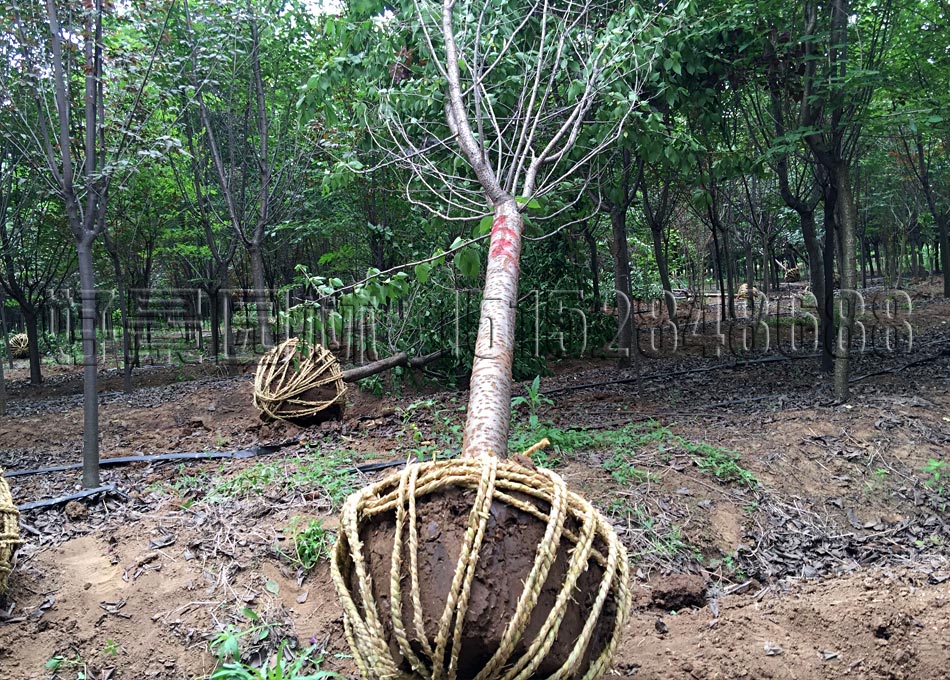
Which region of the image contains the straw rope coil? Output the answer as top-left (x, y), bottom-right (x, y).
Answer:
top-left (331, 455), bottom-right (630, 680)
top-left (253, 338), bottom-right (346, 421)
top-left (9, 333), bottom-right (29, 359)
top-left (0, 474), bottom-right (23, 593)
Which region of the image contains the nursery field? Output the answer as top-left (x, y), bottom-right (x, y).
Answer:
top-left (1, 285), bottom-right (949, 680)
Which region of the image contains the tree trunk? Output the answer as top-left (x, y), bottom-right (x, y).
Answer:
top-left (0, 338), bottom-right (5, 416)
top-left (798, 212), bottom-right (832, 372)
top-left (722, 227), bottom-right (737, 319)
top-left (833, 164), bottom-right (858, 402)
top-left (0, 295), bottom-right (11, 369)
top-left (938, 216), bottom-right (950, 296)
top-left (194, 290), bottom-right (203, 352)
top-left (861, 237), bottom-right (868, 288)
top-left (106, 244), bottom-right (133, 393)
top-left (743, 244), bottom-right (755, 307)
top-left (248, 244), bottom-right (273, 348)
top-left (461, 199), bottom-right (523, 457)
top-left (582, 226), bottom-right (601, 312)
top-left (711, 230), bottom-right (727, 321)
top-left (651, 226), bottom-right (676, 324)
top-left (821, 188), bottom-right (837, 373)
top-left (609, 206), bottom-right (636, 369)
top-left (77, 239), bottom-right (100, 488)
top-left (209, 288), bottom-right (221, 361)
top-left (23, 308), bottom-right (42, 386)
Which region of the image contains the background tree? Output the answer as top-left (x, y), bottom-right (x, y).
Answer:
top-left (4, 0), bottom-right (175, 487)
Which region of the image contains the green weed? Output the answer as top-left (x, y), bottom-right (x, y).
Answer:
top-left (604, 453), bottom-right (657, 485)
top-left (210, 450), bottom-right (358, 510)
top-left (607, 498), bottom-right (696, 562)
top-left (210, 642), bottom-right (340, 680)
top-left (684, 441), bottom-right (757, 488)
top-left (209, 608), bottom-right (337, 680)
top-left (280, 518), bottom-right (334, 571)
top-left (511, 376), bottom-right (553, 429)
top-left (44, 654), bottom-right (87, 679)
top-left (922, 458), bottom-right (947, 495)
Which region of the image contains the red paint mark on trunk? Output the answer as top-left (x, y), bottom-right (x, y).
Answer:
top-left (489, 214), bottom-right (518, 263)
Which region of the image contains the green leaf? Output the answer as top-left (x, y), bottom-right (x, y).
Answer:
top-left (265, 579), bottom-right (280, 595)
top-left (515, 196), bottom-right (541, 210)
top-left (475, 214), bottom-right (493, 236)
top-left (457, 248), bottom-right (481, 279)
top-left (241, 607), bottom-right (260, 621)
top-left (414, 262), bottom-right (432, 283)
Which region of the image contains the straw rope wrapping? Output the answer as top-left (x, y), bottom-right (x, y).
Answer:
top-left (9, 333), bottom-right (29, 359)
top-left (0, 474), bottom-right (23, 593)
top-left (331, 456), bottom-right (631, 680)
top-left (253, 338), bottom-right (346, 421)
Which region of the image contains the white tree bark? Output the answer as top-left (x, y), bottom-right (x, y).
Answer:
top-left (461, 198), bottom-right (522, 457)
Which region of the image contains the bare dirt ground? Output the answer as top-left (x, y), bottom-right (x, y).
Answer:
top-left (1, 280), bottom-right (948, 680)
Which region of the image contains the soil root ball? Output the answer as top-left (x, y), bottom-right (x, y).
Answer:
top-left (9, 333), bottom-right (29, 359)
top-left (332, 456), bottom-right (630, 680)
top-left (0, 475), bottom-right (23, 593)
top-left (252, 338), bottom-right (346, 425)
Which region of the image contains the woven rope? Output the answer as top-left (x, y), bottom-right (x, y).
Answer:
top-left (0, 473), bottom-right (23, 593)
top-left (331, 455), bottom-right (630, 680)
top-left (9, 333), bottom-right (29, 359)
top-left (253, 338), bottom-right (346, 421)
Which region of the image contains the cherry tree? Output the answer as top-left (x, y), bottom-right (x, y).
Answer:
top-left (357, 0), bottom-right (678, 454)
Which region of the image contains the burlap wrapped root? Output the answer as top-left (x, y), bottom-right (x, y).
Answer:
top-left (0, 475), bottom-right (23, 593)
top-left (9, 333), bottom-right (29, 360)
top-left (253, 338), bottom-right (346, 424)
top-left (331, 456), bottom-right (630, 680)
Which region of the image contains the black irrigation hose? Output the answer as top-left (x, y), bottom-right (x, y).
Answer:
top-left (2, 441), bottom-right (295, 479)
top-left (17, 485), bottom-right (122, 512)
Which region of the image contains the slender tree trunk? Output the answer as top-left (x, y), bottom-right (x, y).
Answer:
top-left (610, 206), bottom-right (636, 369)
top-left (195, 290), bottom-right (204, 352)
top-left (800, 211), bottom-right (823, 295)
top-left (77, 239), bottom-right (100, 488)
top-left (582, 227), bottom-right (601, 311)
top-left (23, 308), bottom-right (42, 386)
top-left (862, 238), bottom-right (872, 280)
top-left (938, 216), bottom-right (950, 296)
top-left (248, 243), bottom-right (273, 349)
top-left (834, 165), bottom-right (858, 401)
top-left (0, 295), bottom-right (11, 369)
top-left (0, 340), bottom-right (5, 416)
top-left (209, 287), bottom-right (221, 361)
top-left (711, 231), bottom-right (727, 320)
top-left (117, 290), bottom-right (132, 392)
top-left (744, 244), bottom-right (755, 305)
top-left (461, 198), bottom-right (523, 457)
top-left (651, 226), bottom-right (676, 323)
top-left (722, 227), bottom-right (737, 319)
top-left (106, 244), bottom-right (133, 393)
top-left (822, 189), bottom-right (837, 373)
